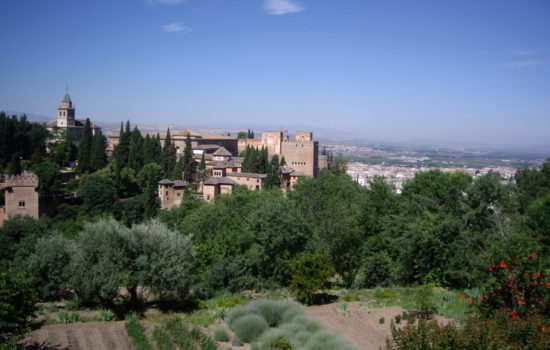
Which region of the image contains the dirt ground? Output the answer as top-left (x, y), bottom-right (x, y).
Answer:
top-left (306, 302), bottom-right (455, 350)
top-left (19, 321), bottom-right (135, 350)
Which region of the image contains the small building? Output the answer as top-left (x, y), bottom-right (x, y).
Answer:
top-left (158, 179), bottom-right (187, 210)
top-left (47, 93), bottom-right (102, 145)
top-left (0, 171), bottom-right (39, 227)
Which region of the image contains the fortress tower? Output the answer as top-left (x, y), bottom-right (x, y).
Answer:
top-left (0, 171), bottom-right (39, 226)
top-left (57, 92), bottom-right (76, 128)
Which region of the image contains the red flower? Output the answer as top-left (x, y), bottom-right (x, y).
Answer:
top-left (460, 294), bottom-right (466, 299)
top-left (528, 252), bottom-right (537, 260)
top-left (524, 273), bottom-right (530, 278)
top-left (510, 311), bottom-right (519, 319)
top-left (542, 326), bottom-right (549, 333)
top-left (536, 272), bottom-right (543, 279)
top-left (499, 260), bottom-right (508, 269)
top-left (492, 292), bottom-right (497, 296)
top-left (468, 300), bottom-right (473, 305)
top-left (488, 266), bottom-right (493, 272)
top-left (545, 281), bottom-right (550, 288)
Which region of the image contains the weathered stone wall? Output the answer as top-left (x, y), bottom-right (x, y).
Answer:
top-left (227, 175), bottom-right (264, 191)
top-left (238, 138), bottom-right (262, 154)
top-left (2, 172), bottom-right (39, 220)
top-left (281, 140), bottom-right (318, 177)
top-left (158, 184), bottom-right (184, 210)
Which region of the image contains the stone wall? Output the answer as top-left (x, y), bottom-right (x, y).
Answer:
top-left (2, 172), bottom-right (39, 221)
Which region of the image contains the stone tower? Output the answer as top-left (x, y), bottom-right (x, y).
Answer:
top-left (57, 92), bottom-right (76, 128)
top-left (0, 171), bottom-right (39, 227)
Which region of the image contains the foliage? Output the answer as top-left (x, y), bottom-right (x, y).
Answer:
top-left (23, 234), bottom-right (75, 301)
top-left (55, 311), bottom-right (81, 324)
top-left (0, 270), bottom-right (37, 337)
top-left (69, 218), bottom-right (195, 306)
top-left (213, 327), bottom-right (229, 342)
top-left (0, 215), bottom-right (51, 264)
top-left (182, 133), bottom-right (196, 183)
top-left (98, 309), bottom-right (116, 321)
top-left (471, 253), bottom-right (549, 320)
top-left (413, 284), bottom-right (437, 313)
top-left (0, 113), bottom-right (49, 169)
top-left (77, 174), bottom-right (118, 217)
top-left (289, 253), bottom-right (333, 305)
top-left (269, 336), bottom-right (292, 350)
top-left (387, 311), bottom-right (549, 350)
top-left (126, 320), bottom-right (152, 350)
top-left (77, 118), bottom-right (93, 173)
top-left (161, 128), bottom-right (177, 178)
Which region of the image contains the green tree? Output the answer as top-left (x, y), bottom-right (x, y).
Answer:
top-left (196, 152), bottom-right (208, 184)
top-left (77, 118), bottom-right (93, 173)
top-left (128, 126), bottom-right (144, 172)
top-left (24, 235), bottom-right (75, 301)
top-left (77, 175), bottom-right (118, 217)
top-left (33, 160), bottom-right (62, 203)
top-left (115, 121), bottom-right (131, 182)
top-left (289, 253), bottom-right (333, 305)
top-left (161, 128), bottom-right (176, 178)
top-left (0, 269), bottom-right (37, 337)
top-left (182, 133), bottom-right (195, 183)
top-left (90, 132), bottom-right (107, 171)
top-left (265, 154), bottom-right (281, 188)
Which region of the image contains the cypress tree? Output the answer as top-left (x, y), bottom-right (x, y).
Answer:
top-left (172, 157), bottom-right (184, 180)
top-left (128, 126), bottom-right (144, 171)
top-left (182, 133), bottom-right (195, 183)
top-left (280, 156), bottom-right (286, 167)
top-left (161, 128), bottom-right (176, 177)
top-left (196, 152), bottom-right (207, 184)
top-left (77, 118), bottom-right (93, 173)
top-left (6, 153), bottom-right (21, 175)
top-left (257, 146), bottom-right (269, 173)
top-left (144, 171), bottom-right (158, 219)
top-left (90, 133), bottom-right (107, 171)
top-left (266, 154), bottom-right (281, 188)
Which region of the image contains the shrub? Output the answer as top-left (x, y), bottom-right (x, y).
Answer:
top-left (125, 311), bottom-right (141, 321)
top-left (341, 294), bottom-right (361, 302)
top-left (413, 284), bottom-right (437, 313)
top-left (270, 336), bottom-right (292, 350)
top-left (374, 288), bottom-right (398, 299)
top-left (56, 311), bottom-right (81, 324)
top-left (98, 309), bottom-right (116, 321)
top-left (231, 337), bottom-right (243, 346)
top-left (213, 327), bottom-right (230, 342)
top-left (231, 314), bottom-right (268, 342)
top-left (395, 314), bottom-right (401, 324)
top-left (386, 310), bottom-right (548, 350)
top-left (379, 317), bottom-right (385, 324)
top-left (402, 311), bottom-right (409, 320)
top-left (288, 253), bottom-right (333, 305)
top-left (472, 253), bottom-right (549, 320)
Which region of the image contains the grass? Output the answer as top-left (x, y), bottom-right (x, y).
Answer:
top-left (55, 311), bottom-right (81, 324)
top-left (153, 316), bottom-right (217, 350)
top-left (98, 309), bottom-right (116, 321)
top-left (351, 287), bottom-right (472, 321)
top-left (125, 320), bottom-right (153, 350)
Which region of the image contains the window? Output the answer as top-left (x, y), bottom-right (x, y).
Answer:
top-left (257, 179), bottom-right (259, 183)
top-left (177, 193), bottom-right (180, 197)
top-left (166, 191), bottom-right (168, 195)
top-left (19, 201), bottom-right (25, 208)
top-left (255, 185), bottom-right (259, 190)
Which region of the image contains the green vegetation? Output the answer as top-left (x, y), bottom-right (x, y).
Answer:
top-left (126, 320), bottom-right (152, 350)
top-left (98, 309), bottom-right (116, 321)
top-left (0, 270), bottom-right (37, 338)
top-left (55, 311), bottom-right (81, 324)
top-left (227, 300), bottom-right (360, 350)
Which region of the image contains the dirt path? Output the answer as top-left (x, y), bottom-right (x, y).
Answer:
top-left (306, 302), bottom-right (454, 350)
top-left (20, 321), bottom-right (135, 350)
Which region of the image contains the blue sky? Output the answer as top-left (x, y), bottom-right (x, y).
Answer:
top-left (1, 0), bottom-right (549, 146)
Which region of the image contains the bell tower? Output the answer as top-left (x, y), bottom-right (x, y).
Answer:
top-left (57, 92), bottom-right (75, 127)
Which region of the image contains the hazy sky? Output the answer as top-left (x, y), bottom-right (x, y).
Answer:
top-left (1, 0), bottom-right (549, 146)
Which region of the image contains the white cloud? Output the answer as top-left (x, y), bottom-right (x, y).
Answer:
top-left (500, 60), bottom-right (546, 68)
top-left (263, 0), bottom-right (304, 15)
top-left (161, 22), bottom-right (192, 33)
top-left (147, 0), bottom-right (185, 5)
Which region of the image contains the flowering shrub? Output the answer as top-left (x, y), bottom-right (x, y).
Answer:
top-left (386, 310), bottom-right (549, 350)
top-left (471, 253), bottom-right (549, 320)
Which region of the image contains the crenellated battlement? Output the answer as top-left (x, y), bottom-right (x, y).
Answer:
top-left (2, 171), bottom-right (39, 188)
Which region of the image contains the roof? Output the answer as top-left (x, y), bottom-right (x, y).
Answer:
top-left (203, 177), bottom-right (237, 186)
top-left (280, 166), bottom-right (295, 174)
top-left (158, 179), bottom-right (174, 185)
top-left (172, 180), bottom-right (187, 187)
top-left (213, 147), bottom-right (232, 156)
top-left (173, 129), bottom-right (202, 137)
top-left (61, 93), bottom-right (72, 104)
top-left (290, 170), bottom-right (307, 177)
top-left (228, 172), bottom-right (267, 179)
top-left (193, 144), bottom-right (222, 151)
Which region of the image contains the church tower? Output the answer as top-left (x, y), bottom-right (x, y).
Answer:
top-left (57, 92), bottom-right (75, 127)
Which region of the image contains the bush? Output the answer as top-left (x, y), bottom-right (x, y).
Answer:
top-left (270, 336), bottom-right (292, 350)
top-left (56, 312), bottom-right (81, 324)
top-left (231, 314), bottom-right (268, 342)
top-left (413, 284), bottom-right (437, 313)
top-left (374, 288), bottom-right (398, 299)
top-left (395, 314), bottom-right (401, 324)
top-left (213, 327), bottom-right (229, 342)
top-left (341, 294), bottom-right (361, 302)
top-left (379, 317), bottom-right (385, 324)
top-left (386, 310), bottom-right (548, 350)
top-left (98, 309), bottom-right (116, 321)
top-left (472, 253), bottom-right (549, 320)
top-left (288, 253), bottom-right (333, 305)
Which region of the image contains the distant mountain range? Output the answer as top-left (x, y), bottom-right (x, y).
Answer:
top-left (3, 109), bottom-right (550, 156)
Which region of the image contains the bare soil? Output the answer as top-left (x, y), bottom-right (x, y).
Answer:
top-left (20, 321), bottom-right (135, 350)
top-left (306, 302), bottom-right (455, 350)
